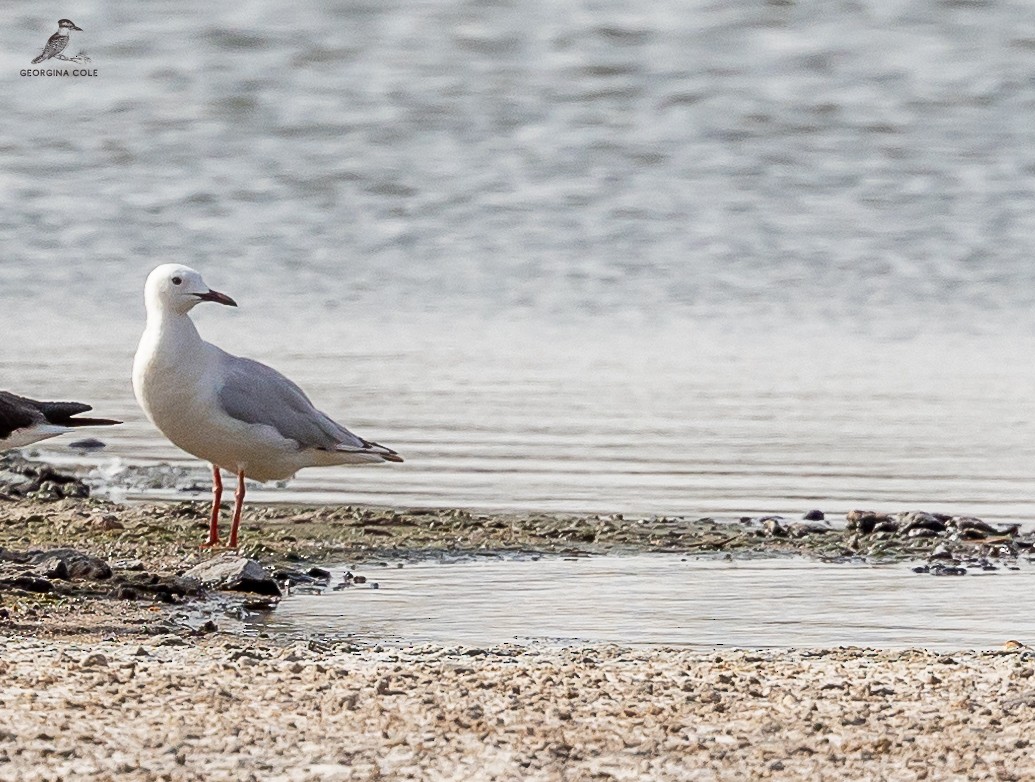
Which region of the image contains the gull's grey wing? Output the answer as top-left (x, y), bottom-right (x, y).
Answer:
top-left (216, 353), bottom-right (370, 451)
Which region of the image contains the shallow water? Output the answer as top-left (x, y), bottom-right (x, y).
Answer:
top-left (258, 555), bottom-right (1035, 650)
top-left (16, 326), bottom-right (1035, 524)
top-left (2, 1), bottom-right (1035, 520)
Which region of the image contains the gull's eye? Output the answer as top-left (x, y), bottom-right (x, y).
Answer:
top-left (171, 276), bottom-right (182, 285)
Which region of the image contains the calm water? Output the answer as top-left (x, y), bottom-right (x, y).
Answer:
top-left (259, 555), bottom-right (1035, 649)
top-left (2, 1), bottom-right (1035, 521)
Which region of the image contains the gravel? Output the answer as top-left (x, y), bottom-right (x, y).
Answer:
top-left (0, 637), bottom-right (1032, 781)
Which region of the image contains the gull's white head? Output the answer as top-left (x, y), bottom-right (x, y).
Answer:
top-left (144, 263), bottom-right (238, 316)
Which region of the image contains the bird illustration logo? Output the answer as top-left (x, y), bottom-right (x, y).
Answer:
top-left (31, 18), bottom-right (89, 64)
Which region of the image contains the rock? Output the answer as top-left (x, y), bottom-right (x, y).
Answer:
top-left (274, 568), bottom-right (318, 587)
top-left (307, 567), bottom-right (332, 580)
top-left (930, 544), bottom-right (954, 561)
top-left (899, 512), bottom-right (946, 534)
top-left (0, 463), bottom-right (91, 500)
top-left (907, 528), bottom-right (939, 539)
top-left (802, 509), bottom-right (824, 521)
top-left (35, 557), bottom-right (69, 580)
top-left (0, 576), bottom-right (52, 593)
top-left (153, 635), bottom-right (188, 647)
top-left (846, 511), bottom-right (892, 535)
top-left (183, 556), bottom-right (282, 597)
top-left (954, 517), bottom-right (997, 535)
top-left (67, 438), bottom-right (106, 450)
top-left (28, 549), bottom-right (112, 580)
top-left (958, 528), bottom-right (989, 541)
top-left (121, 574), bottom-right (200, 604)
top-left (930, 564), bottom-right (967, 576)
top-left (113, 586), bottom-right (140, 600)
top-left (760, 518), bottom-right (787, 538)
top-left (80, 653), bottom-right (108, 668)
top-left (788, 523), bottom-right (832, 538)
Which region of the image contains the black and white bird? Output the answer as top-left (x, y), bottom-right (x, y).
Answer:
top-left (0, 391), bottom-right (120, 451)
top-left (32, 19), bottom-right (83, 64)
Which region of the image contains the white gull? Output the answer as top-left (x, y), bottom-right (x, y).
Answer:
top-left (132, 264), bottom-right (402, 548)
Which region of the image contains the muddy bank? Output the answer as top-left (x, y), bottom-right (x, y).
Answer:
top-left (0, 456), bottom-right (1028, 569)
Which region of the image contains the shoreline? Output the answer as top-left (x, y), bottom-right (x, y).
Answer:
top-left (1, 457), bottom-right (1031, 780)
top-left (0, 454), bottom-right (1029, 641)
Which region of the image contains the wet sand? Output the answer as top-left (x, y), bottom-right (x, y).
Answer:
top-left (1, 457), bottom-right (1033, 780)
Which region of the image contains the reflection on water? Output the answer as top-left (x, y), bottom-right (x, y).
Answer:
top-left (259, 555), bottom-right (1035, 650)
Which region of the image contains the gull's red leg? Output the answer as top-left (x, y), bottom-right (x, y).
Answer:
top-left (228, 469), bottom-right (245, 549)
top-left (203, 465), bottom-right (222, 547)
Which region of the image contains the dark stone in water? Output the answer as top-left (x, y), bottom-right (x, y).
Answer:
top-left (930, 564), bottom-right (967, 576)
top-left (802, 509), bottom-right (825, 521)
top-left (307, 567), bottom-right (332, 580)
top-left (274, 569), bottom-right (319, 587)
top-left (67, 438), bottom-right (106, 450)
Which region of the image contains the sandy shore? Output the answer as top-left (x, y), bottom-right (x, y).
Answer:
top-left (2, 457), bottom-right (1034, 780)
top-left (1, 635), bottom-right (1033, 781)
